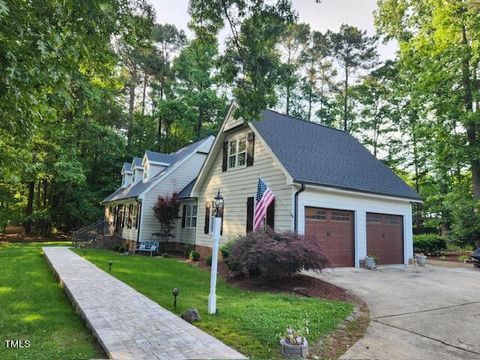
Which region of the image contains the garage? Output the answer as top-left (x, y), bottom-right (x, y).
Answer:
top-left (305, 207), bottom-right (355, 267)
top-left (366, 212), bottom-right (404, 265)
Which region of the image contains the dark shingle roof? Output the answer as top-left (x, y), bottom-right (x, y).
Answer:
top-left (252, 110), bottom-right (421, 201)
top-left (132, 157), bottom-right (143, 168)
top-left (122, 162), bottom-right (132, 173)
top-left (178, 178), bottom-right (196, 199)
top-left (145, 150), bottom-right (173, 164)
top-left (102, 137), bottom-right (213, 203)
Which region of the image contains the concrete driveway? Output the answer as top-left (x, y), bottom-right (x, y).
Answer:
top-left (308, 265), bottom-right (480, 360)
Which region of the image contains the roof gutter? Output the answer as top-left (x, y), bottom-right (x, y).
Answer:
top-left (294, 183), bottom-right (305, 233)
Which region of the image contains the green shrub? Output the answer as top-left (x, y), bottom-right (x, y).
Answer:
top-left (206, 255), bottom-right (213, 267)
top-left (413, 234), bottom-right (447, 255)
top-left (189, 250), bottom-right (200, 261)
top-left (220, 238), bottom-right (237, 259)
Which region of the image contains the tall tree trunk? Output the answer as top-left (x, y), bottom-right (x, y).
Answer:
top-left (43, 179), bottom-right (48, 208)
top-left (343, 65), bottom-right (349, 131)
top-left (127, 65), bottom-right (137, 152)
top-left (35, 179), bottom-right (41, 208)
top-left (157, 117), bottom-right (162, 152)
top-left (461, 24), bottom-right (480, 199)
top-left (196, 107), bottom-right (203, 139)
top-left (286, 79), bottom-right (291, 115)
top-left (411, 119), bottom-right (423, 230)
top-left (157, 86), bottom-right (164, 152)
top-left (307, 86), bottom-right (312, 121)
top-left (25, 181), bottom-right (35, 234)
top-left (142, 72), bottom-right (148, 116)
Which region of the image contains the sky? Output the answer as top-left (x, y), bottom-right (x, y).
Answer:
top-left (150, 0), bottom-right (397, 61)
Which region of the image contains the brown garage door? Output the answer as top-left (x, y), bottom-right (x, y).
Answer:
top-left (366, 213), bottom-right (404, 265)
top-left (305, 207), bottom-right (355, 267)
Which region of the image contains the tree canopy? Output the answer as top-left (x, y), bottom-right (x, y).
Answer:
top-left (1, 0), bottom-right (479, 247)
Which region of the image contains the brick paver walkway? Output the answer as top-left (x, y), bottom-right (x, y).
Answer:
top-left (43, 247), bottom-right (246, 360)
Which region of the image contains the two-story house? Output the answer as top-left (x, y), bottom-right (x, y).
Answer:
top-left (103, 103), bottom-right (421, 268)
top-left (184, 103), bottom-right (421, 267)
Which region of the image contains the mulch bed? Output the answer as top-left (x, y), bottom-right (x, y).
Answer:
top-left (192, 259), bottom-right (353, 302)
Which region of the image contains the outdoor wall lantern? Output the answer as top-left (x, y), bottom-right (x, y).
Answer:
top-left (213, 189), bottom-right (224, 216)
top-left (208, 189), bottom-right (224, 315)
top-left (172, 287), bottom-right (180, 309)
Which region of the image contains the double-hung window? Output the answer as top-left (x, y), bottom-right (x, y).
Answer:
top-left (185, 205), bottom-right (197, 228)
top-left (228, 136), bottom-right (247, 170)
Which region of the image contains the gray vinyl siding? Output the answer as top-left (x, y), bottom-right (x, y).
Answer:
top-left (176, 199), bottom-right (197, 246)
top-left (195, 126), bottom-right (293, 248)
top-left (223, 115), bottom-right (244, 132)
top-left (139, 153), bottom-right (208, 242)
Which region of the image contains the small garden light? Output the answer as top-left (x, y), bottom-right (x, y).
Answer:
top-left (108, 260), bottom-right (113, 272)
top-left (172, 287), bottom-right (179, 309)
top-left (83, 249), bottom-right (86, 257)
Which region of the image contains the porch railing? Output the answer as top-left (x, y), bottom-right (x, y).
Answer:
top-left (72, 220), bottom-right (107, 247)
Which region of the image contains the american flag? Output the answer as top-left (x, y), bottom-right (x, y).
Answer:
top-left (254, 178), bottom-right (275, 230)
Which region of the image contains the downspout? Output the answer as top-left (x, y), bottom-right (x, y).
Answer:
top-left (135, 198), bottom-right (143, 242)
top-left (294, 183), bottom-right (305, 233)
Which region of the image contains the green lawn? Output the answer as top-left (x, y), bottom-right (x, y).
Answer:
top-left (0, 242), bottom-right (103, 360)
top-left (75, 248), bottom-right (353, 359)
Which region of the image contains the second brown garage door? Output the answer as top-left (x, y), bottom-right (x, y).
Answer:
top-left (366, 213), bottom-right (404, 265)
top-left (305, 207), bottom-right (355, 267)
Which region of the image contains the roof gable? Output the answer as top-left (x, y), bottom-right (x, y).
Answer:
top-left (252, 110), bottom-right (421, 201)
top-left (178, 178), bottom-right (196, 199)
top-left (102, 136), bottom-right (214, 203)
top-left (132, 157), bottom-right (143, 169)
top-left (121, 162), bottom-right (132, 174)
top-left (144, 150), bottom-right (172, 165)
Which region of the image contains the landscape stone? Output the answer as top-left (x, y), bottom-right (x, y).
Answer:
top-left (181, 308), bottom-right (201, 323)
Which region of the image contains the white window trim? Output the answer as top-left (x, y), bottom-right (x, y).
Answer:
top-left (227, 135), bottom-right (247, 171)
top-left (143, 163), bottom-right (149, 182)
top-left (185, 204), bottom-right (197, 229)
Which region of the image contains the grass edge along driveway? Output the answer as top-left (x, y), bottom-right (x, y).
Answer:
top-left (75, 248), bottom-right (353, 359)
top-left (0, 242), bottom-right (104, 360)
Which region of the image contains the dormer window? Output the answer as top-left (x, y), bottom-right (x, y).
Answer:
top-left (228, 136), bottom-right (247, 170)
top-left (143, 162), bottom-right (149, 182)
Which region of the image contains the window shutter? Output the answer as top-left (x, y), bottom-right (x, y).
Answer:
top-left (136, 204), bottom-right (141, 229)
top-left (181, 205), bottom-right (186, 228)
top-left (222, 141), bottom-right (228, 172)
top-left (204, 204), bottom-right (210, 234)
top-left (247, 132), bottom-right (255, 167)
top-left (266, 199), bottom-right (275, 229)
top-left (246, 197), bottom-right (254, 233)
